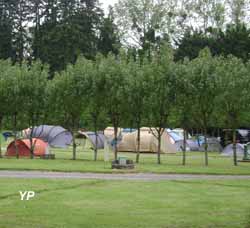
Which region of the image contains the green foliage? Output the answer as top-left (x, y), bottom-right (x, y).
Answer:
top-left (99, 52), bottom-right (127, 124)
top-left (97, 7), bottom-right (121, 56)
top-left (175, 23), bottom-right (250, 62)
top-left (16, 62), bottom-right (48, 128)
top-left (187, 48), bottom-right (220, 129)
top-left (31, 0), bottom-right (103, 74)
top-left (216, 56), bottom-right (250, 128)
top-left (49, 57), bottom-right (90, 129)
top-left (174, 31), bottom-right (217, 61)
top-left (0, 2), bottom-right (13, 60)
top-left (0, 45), bottom-right (250, 164)
top-left (147, 45), bottom-right (176, 128)
top-left (114, 0), bottom-right (173, 52)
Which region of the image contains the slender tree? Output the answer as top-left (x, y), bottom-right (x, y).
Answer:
top-left (175, 60), bottom-right (194, 165)
top-left (19, 61), bottom-right (48, 158)
top-left (100, 52), bottom-right (127, 160)
top-left (85, 55), bottom-right (106, 161)
top-left (217, 55), bottom-right (250, 165)
top-left (49, 57), bottom-right (89, 160)
top-left (125, 57), bottom-right (149, 163)
top-left (188, 48), bottom-right (220, 166)
top-left (147, 45), bottom-right (176, 164)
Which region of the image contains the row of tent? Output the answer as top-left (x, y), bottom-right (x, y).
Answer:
top-left (6, 125), bottom-right (73, 157)
top-left (102, 127), bottom-right (223, 154)
top-left (4, 125), bottom-right (247, 157)
top-left (79, 127), bottom-right (237, 156)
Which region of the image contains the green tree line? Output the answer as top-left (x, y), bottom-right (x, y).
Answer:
top-left (1, 0), bottom-right (250, 75)
top-left (0, 46), bottom-right (250, 166)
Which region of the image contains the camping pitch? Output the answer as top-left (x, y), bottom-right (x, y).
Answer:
top-left (6, 138), bottom-right (49, 157)
top-left (23, 125), bottom-right (72, 148)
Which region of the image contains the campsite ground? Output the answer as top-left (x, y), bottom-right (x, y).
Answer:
top-left (1, 142), bottom-right (250, 175)
top-left (1, 149), bottom-right (250, 175)
top-left (1, 151), bottom-right (250, 175)
top-left (1, 178), bottom-right (250, 228)
top-left (1, 135), bottom-right (250, 175)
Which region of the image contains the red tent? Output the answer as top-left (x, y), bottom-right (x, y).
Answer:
top-left (6, 138), bottom-right (49, 157)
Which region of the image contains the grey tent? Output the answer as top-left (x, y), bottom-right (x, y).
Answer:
top-left (168, 130), bottom-right (199, 151)
top-left (199, 137), bottom-right (222, 152)
top-left (221, 143), bottom-right (244, 156)
top-left (23, 125), bottom-right (72, 148)
top-left (78, 131), bottom-right (105, 150)
top-left (186, 139), bottom-right (200, 151)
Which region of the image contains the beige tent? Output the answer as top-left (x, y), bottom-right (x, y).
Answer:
top-left (117, 127), bottom-right (177, 154)
top-left (104, 127), bottom-right (123, 140)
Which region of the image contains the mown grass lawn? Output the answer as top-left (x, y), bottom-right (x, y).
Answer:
top-left (0, 145), bottom-right (250, 175)
top-left (0, 178), bottom-right (250, 228)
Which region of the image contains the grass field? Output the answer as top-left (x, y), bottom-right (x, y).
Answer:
top-left (1, 178), bottom-right (250, 228)
top-left (1, 139), bottom-right (250, 228)
top-left (0, 139), bottom-right (250, 175)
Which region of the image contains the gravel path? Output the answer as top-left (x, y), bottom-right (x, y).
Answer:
top-left (0, 170), bottom-right (250, 181)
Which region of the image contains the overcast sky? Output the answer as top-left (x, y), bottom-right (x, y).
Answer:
top-left (99, 0), bottom-right (118, 13)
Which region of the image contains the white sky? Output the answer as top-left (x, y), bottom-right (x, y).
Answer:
top-left (99, 0), bottom-right (118, 13)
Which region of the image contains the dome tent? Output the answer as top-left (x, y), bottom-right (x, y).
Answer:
top-left (199, 137), bottom-right (222, 152)
top-left (167, 129), bottom-right (199, 151)
top-left (6, 138), bottom-right (49, 157)
top-left (77, 131), bottom-right (105, 150)
top-left (116, 127), bottom-right (177, 154)
top-left (221, 143), bottom-right (245, 156)
top-left (23, 125), bottom-right (72, 148)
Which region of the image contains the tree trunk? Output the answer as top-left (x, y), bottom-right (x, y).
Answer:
top-left (204, 128), bottom-right (208, 166)
top-left (114, 125), bottom-right (118, 160)
top-left (29, 127), bottom-right (34, 159)
top-left (0, 116), bottom-right (2, 158)
top-left (72, 133), bottom-right (76, 160)
top-left (182, 128), bottom-right (187, 166)
top-left (92, 114), bottom-right (98, 161)
top-left (136, 124), bottom-right (141, 163)
top-left (232, 128), bottom-right (237, 166)
top-left (217, 128), bottom-right (220, 138)
top-left (94, 125), bottom-right (98, 161)
top-left (13, 113), bottom-right (19, 159)
top-left (157, 131), bottom-right (161, 164)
